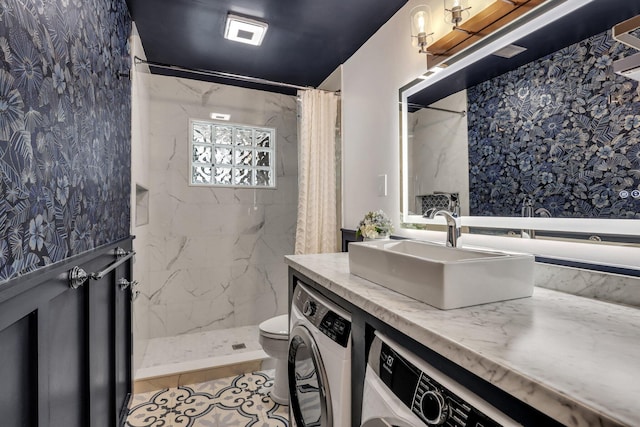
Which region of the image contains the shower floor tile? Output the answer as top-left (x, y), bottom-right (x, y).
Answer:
top-left (137, 325), bottom-right (268, 380)
top-left (126, 370), bottom-right (289, 427)
top-left (142, 325), bottom-right (263, 369)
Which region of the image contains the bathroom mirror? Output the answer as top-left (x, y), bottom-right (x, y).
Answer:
top-left (401, 0), bottom-right (640, 240)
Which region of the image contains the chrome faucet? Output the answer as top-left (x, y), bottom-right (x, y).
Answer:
top-left (520, 199), bottom-right (552, 239)
top-left (425, 209), bottom-right (460, 247)
top-left (521, 198), bottom-right (535, 239)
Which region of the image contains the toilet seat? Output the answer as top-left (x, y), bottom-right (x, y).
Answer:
top-left (259, 314), bottom-right (288, 340)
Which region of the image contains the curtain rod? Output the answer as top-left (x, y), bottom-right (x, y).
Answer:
top-left (133, 56), bottom-right (338, 94)
top-left (425, 105), bottom-right (466, 116)
top-left (407, 102), bottom-right (466, 116)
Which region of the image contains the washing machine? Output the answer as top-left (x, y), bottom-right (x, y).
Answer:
top-left (288, 281), bottom-right (351, 427)
top-left (362, 331), bottom-right (519, 427)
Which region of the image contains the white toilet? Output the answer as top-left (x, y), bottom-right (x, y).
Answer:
top-left (258, 314), bottom-right (289, 405)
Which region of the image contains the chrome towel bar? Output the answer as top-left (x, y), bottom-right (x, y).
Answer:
top-left (68, 248), bottom-right (136, 289)
top-left (91, 248), bottom-right (136, 280)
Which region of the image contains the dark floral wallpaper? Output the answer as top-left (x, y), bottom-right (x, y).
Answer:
top-left (467, 30), bottom-right (640, 219)
top-left (0, 0), bottom-right (131, 282)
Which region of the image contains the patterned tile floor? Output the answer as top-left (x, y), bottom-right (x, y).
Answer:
top-left (126, 370), bottom-right (289, 427)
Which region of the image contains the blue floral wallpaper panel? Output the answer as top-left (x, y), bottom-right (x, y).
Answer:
top-left (467, 29), bottom-right (640, 219)
top-left (0, 0), bottom-right (131, 282)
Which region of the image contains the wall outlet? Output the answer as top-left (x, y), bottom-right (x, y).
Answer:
top-left (377, 174), bottom-right (387, 197)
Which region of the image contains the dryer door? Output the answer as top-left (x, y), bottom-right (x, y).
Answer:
top-left (288, 324), bottom-right (332, 427)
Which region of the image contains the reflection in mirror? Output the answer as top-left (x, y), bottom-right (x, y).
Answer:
top-left (465, 29), bottom-right (640, 219)
top-left (407, 92), bottom-right (469, 217)
top-left (401, 0), bottom-right (640, 241)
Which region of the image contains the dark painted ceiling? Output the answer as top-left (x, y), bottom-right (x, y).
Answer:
top-left (409, 0), bottom-right (640, 107)
top-left (125, 0), bottom-right (408, 94)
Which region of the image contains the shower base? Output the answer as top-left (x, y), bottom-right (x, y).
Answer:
top-left (134, 325), bottom-right (269, 393)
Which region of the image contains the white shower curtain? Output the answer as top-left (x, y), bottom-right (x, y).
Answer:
top-left (294, 89), bottom-right (339, 254)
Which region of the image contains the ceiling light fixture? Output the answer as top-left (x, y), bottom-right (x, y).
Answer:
top-left (444, 0), bottom-right (472, 33)
top-left (210, 112), bottom-right (231, 121)
top-left (410, 5), bottom-right (434, 54)
top-left (224, 13), bottom-right (268, 46)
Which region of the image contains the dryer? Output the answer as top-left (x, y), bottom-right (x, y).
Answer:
top-left (288, 281), bottom-right (352, 427)
top-left (362, 331), bottom-right (519, 427)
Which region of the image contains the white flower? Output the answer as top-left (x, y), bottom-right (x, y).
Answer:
top-left (357, 210), bottom-right (393, 239)
top-left (361, 224), bottom-right (379, 239)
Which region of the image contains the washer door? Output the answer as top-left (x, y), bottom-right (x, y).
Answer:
top-left (288, 324), bottom-right (332, 427)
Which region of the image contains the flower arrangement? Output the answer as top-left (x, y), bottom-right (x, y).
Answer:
top-left (356, 210), bottom-right (393, 240)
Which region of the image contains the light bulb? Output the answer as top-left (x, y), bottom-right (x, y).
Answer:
top-left (410, 5), bottom-right (433, 53)
top-left (416, 12), bottom-right (426, 33)
top-left (410, 6), bottom-right (431, 36)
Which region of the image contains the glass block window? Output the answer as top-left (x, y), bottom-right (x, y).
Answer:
top-left (190, 120), bottom-right (276, 188)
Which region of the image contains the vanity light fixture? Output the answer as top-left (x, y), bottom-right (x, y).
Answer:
top-left (410, 5), bottom-right (434, 54)
top-left (224, 13), bottom-right (268, 46)
top-left (444, 0), bottom-right (472, 33)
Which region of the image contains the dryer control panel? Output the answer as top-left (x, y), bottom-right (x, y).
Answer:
top-left (293, 282), bottom-right (351, 348)
top-left (371, 334), bottom-right (514, 427)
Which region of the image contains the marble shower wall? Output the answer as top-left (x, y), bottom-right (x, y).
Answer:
top-left (145, 75), bottom-right (297, 338)
top-left (130, 25), bottom-right (152, 373)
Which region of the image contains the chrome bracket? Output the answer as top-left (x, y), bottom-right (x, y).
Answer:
top-left (118, 278), bottom-right (140, 301)
top-left (114, 247), bottom-right (128, 258)
top-left (69, 266), bottom-right (88, 289)
top-left (118, 278), bottom-right (139, 291)
top-left (118, 278), bottom-right (130, 290)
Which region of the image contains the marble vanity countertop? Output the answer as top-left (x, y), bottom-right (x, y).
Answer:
top-left (285, 252), bottom-right (640, 427)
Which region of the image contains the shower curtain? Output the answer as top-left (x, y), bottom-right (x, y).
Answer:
top-left (294, 89), bottom-right (339, 254)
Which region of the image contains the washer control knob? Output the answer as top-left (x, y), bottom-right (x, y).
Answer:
top-left (420, 390), bottom-right (448, 425)
top-left (303, 300), bottom-right (317, 317)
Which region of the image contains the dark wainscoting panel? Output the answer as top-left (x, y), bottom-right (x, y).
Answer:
top-left (0, 314), bottom-right (36, 427)
top-left (89, 265), bottom-right (117, 427)
top-left (49, 287), bottom-right (88, 427)
top-left (0, 237), bottom-right (134, 427)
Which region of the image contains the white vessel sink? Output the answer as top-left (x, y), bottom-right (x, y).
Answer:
top-left (348, 240), bottom-right (534, 309)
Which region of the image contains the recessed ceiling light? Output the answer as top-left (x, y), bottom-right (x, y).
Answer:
top-left (224, 13), bottom-right (268, 46)
top-left (492, 44), bottom-right (527, 59)
top-left (210, 112), bottom-right (231, 121)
